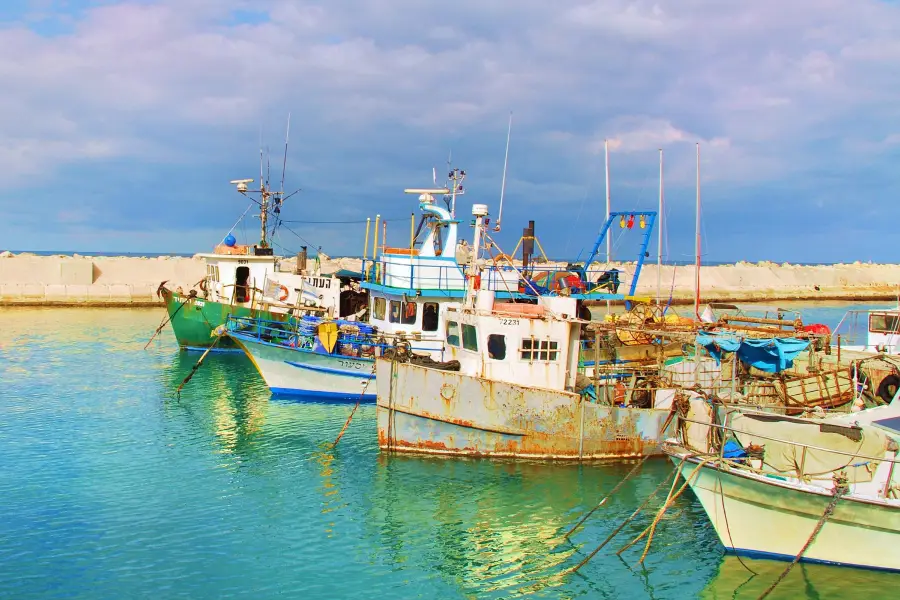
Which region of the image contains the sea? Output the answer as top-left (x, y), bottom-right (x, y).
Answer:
top-left (1, 302), bottom-right (897, 599)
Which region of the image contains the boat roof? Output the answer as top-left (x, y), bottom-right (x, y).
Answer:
top-left (195, 253), bottom-right (275, 261)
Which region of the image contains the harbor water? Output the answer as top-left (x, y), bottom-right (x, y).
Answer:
top-left (1, 304), bottom-right (898, 599)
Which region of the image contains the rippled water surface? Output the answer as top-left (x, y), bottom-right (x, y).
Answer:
top-left (1, 305), bottom-right (898, 599)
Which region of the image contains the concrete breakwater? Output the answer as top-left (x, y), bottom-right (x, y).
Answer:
top-left (1, 252), bottom-right (898, 306)
top-left (0, 254), bottom-right (207, 306)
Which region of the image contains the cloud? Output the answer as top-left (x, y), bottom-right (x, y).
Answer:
top-left (1, 0), bottom-right (900, 262)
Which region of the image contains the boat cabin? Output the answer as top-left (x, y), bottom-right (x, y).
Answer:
top-left (198, 245), bottom-right (360, 318)
top-left (441, 293), bottom-right (581, 391)
top-left (834, 308), bottom-right (900, 354)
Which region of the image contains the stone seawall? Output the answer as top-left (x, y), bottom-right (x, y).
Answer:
top-left (0, 254), bottom-right (206, 306)
top-left (1, 252), bottom-right (899, 306)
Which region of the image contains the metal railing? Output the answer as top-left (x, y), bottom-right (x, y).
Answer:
top-left (360, 256), bottom-right (630, 297)
top-left (225, 315), bottom-right (438, 357)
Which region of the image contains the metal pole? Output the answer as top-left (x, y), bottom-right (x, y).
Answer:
top-left (605, 139), bottom-right (611, 262)
top-left (657, 148), bottom-right (663, 305)
top-left (695, 143), bottom-right (701, 319)
top-left (372, 214), bottom-right (380, 283)
top-left (362, 217), bottom-right (371, 281)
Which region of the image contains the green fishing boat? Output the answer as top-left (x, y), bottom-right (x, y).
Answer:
top-left (156, 168), bottom-right (367, 352)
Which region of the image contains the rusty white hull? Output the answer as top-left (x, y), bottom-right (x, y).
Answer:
top-left (668, 447), bottom-right (900, 571)
top-left (376, 359), bottom-right (673, 460)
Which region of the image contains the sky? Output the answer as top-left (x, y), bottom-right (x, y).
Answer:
top-left (1, 0), bottom-right (899, 263)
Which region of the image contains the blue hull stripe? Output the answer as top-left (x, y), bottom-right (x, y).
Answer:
top-left (284, 360), bottom-right (375, 379)
top-left (727, 548), bottom-right (900, 573)
top-left (269, 387), bottom-right (376, 403)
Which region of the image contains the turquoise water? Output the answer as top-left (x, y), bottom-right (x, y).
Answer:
top-left (1, 304), bottom-right (898, 599)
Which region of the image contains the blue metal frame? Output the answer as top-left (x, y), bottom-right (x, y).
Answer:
top-left (582, 211), bottom-right (656, 298)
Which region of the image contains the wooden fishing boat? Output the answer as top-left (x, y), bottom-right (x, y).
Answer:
top-left (664, 398), bottom-right (900, 571)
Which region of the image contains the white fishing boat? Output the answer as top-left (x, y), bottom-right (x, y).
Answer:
top-left (225, 169), bottom-right (527, 400)
top-left (376, 201), bottom-right (677, 459)
top-left (664, 397), bottom-right (900, 571)
top-left (834, 306), bottom-right (900, 354)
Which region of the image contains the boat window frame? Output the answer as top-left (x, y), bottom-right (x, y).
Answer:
top-left (487, 334), bottom-right (506, 360)
top-left (422, 302), bottom-right (440, 332)
top-left (389, 300), bottom-right (402, 323)
top-left (520, 337), bottom-right (559, 362)
top-left (447, 321), bottom-right (460, 347)
top-left (400, 301), bottom-right (417, 325)
top-left (462, 324), bottom-right (478, 352)
top-left (869, 313), bottom-right (900, 334)
top-left (373, 297), bottom-right (386, 320)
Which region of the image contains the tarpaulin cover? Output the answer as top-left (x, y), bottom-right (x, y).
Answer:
top-left (696, 333), bottom-right (810, 373)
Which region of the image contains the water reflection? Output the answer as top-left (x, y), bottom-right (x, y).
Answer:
top-left (700, 555), bottom-right (898, 599)
top-left (365, 456), bottom-right (713, 598)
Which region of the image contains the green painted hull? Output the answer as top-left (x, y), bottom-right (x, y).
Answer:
top-left (162, 290), bottom-right (283, 351)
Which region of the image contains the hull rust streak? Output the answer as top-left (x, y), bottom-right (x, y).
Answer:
top-left (376, 359), bottom-right (672, 460)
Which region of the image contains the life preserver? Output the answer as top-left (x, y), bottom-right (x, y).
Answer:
top-left (199, 278), bottom-right (208, 293)
top-left (404, 302), bottom-right (417, 319)
top-left (278, 285), bottom-right (289, 302)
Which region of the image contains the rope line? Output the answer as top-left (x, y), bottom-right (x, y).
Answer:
top-left (756, 480), bottom-right (846, 600)
top-left (330, 363), bottom-right (378, 448)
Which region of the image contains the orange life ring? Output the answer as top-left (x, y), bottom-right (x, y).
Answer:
top-left (199, 278), bottom-right (208, 293)
top-left (278, 285), bottom-right (289, 302)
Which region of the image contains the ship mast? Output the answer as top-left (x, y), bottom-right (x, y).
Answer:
top-left (259, 183), bottom-right (270, 248)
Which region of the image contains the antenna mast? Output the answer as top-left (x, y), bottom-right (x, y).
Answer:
top-left (280, 112), bottom-right (291, 195)
top-left (259, 145), bottom-right (268, 247)
top-left (448, 167), bottom-right (466, 219)
top-left (695, 142), bottom-right (701, 318)
top-left (495, 111), bottom-right (512, 232)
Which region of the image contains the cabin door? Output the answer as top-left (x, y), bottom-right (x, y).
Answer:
top-left (235, 266), bottom-right (250, 303)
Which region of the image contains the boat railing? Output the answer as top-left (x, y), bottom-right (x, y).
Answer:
top-left (225, 315), bottom-right (436, 356)
top-left (672, 412), bottom-right (899, 495)
top-left (361, 254), bottom-right (632, 297)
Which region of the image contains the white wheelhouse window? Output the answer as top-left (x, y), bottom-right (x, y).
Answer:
top-left (520, 337), bottom-right (559, 362)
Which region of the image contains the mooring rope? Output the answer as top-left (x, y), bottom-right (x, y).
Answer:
top-left (563, 461), bottom-right (682, 576)
top-left (175, 332), bottom-right (224, 398)
top-left (616, 456), bottom-right (716, 564)
top-left (144, 296), bottom-right (189, 350)
top-left (563, 407), bottom-right (679, 540)
top-left (330, 363), bottom-right (378, 448)
top-left (564, 455), bottom-right (652, 540)
top-left (756, 474), bottom-right (847, 600)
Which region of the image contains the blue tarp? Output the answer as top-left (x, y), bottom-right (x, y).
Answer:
top-left (696, 333), bottom-right (810, 373)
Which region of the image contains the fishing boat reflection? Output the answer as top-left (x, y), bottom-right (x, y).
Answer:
top-left (366, 455), bottom-right (707, 597)
top-left (700, 555), bottom-right (899, 599)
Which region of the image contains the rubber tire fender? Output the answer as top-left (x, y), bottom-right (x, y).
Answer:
top-left (876, 374), bottom-right (900, 404)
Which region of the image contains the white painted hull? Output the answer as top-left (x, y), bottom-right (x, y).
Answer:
top-left (230, 333), bottom-right (376, 402)
top-left (376, 359), bottom-right (673, 459)
top-left (670, 450), bottom-right (900, 571)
